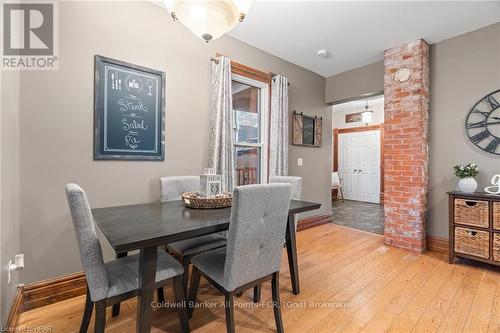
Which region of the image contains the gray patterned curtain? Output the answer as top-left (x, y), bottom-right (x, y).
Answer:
top-left (208, 56), bottom-right (235, 192)
top-left (270, 75), bottom-right (289, 176)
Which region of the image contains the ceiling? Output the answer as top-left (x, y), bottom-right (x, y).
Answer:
top-left (332, 95), bottom-right (384, 113)
top-left (228, 1), bottom-right (500, 77)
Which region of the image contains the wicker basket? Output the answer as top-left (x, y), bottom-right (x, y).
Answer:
top-left (454, 199), bottom-right (489, 228)
top-left (494, 202), bottom-right (500, 231)
top-left (493, 233), bottom-right (500, 262)
top-left (454, 227), bottom-right (489, 259)
top-left (181, 192), bottom-right (232, 209)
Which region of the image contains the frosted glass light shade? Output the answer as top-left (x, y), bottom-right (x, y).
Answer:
top-left (165, 0), bottom-right (253, 42)
top-left (361, 110), bottom-right (374, 126)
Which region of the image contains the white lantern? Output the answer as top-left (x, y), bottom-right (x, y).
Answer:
top-left (361, 100), bottom-right (374, 126)
top-left (200, 168), bottom-right (222, 198)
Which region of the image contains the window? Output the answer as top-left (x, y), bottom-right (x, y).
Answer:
top-left (232, 74), bottom-right (268, 186)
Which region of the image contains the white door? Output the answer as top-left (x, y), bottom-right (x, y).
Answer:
top-left (338, 130), bottom-right (381, 203)
top-left (338, 133), bottom-right (359, 200)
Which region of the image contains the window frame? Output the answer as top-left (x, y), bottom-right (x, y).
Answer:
top-left (232, 73), bottom-right (269, 185)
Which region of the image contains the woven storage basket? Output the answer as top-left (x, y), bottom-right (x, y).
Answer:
top-left (454, 199), bottom-right (489, 228)
top-left (181, 192), bottom-right (232, 209)
top-left (454, 227), bottom-right (489, 259)
top-left (494, 202), bottom-right (500, 230)
top-left (494, 233), bottom-right (500, 262)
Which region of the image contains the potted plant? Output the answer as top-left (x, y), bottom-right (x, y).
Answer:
top-left (453, 163), bottom-right (479, 193)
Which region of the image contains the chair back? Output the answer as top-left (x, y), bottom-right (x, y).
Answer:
top-left (331, 172), bottom-right (341, 187)
top-left (269, 176), bottom-right (302, 200)
top-left (160, 176), bottom-right (200, 202)
top-left (65, 184), bottom-right (108, 302)
top-left (223, 184), bottom-right (291, 291)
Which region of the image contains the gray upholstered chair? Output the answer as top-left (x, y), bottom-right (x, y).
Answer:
top-left (187, 183), bottom-right (291, 333)
top-left (161, 176), bottom-right (227, 291)
top-left (269, 175), bottom-right (302, 230)
top-left (65, 184), bottom-right (189, 333)
top-left (269, 176), bottom-right (303, 201)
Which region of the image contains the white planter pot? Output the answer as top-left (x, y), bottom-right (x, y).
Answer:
top-left (458, 178), bottom-right (478, 193)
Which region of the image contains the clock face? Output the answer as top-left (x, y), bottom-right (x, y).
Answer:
top-left (394, 67), bottom-right (412, 83)
top-left (466, 90), bottom-right (500, 155)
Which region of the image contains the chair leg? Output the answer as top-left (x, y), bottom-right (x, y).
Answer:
top-left (187, 266), bottom-right (201, 318)
top-left (182, 256), bottom-right (190, 294)
top-left (79, 287), bottom-right (93, 333)
top-left (271, 272), bottom-right (284, 333)
top-left (224, 293), bottom-right (235, 333)
top-left (94, 300), bottom-right (106, 333)
top-left (172, 275), bottom-right (190, 333)
top-left (253, 285), bottom-right (261, 303)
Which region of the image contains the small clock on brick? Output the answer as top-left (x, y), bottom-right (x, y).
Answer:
top-left (466, 90), bottom-right (500, 155)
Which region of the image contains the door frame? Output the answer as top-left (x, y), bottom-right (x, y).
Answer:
top-left (333, 124), bottom-right (385, 204)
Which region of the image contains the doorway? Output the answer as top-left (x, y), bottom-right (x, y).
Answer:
top-left (331, 95), bottom-right (384, 234)
top-left (338, 129), bottom-right (381, 203)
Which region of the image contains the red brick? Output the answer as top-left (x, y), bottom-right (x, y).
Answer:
top-left (383, 39), bottom-right (429, 253)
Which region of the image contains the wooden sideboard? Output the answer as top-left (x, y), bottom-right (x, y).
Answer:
top-left (448, 191), bottom-right (500, 266)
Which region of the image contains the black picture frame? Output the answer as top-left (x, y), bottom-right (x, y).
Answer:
top-left (94, 55), bottom-right (165, 161)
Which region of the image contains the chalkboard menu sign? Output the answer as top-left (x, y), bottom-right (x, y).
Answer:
top-left (94, 55), bottom-right (165, 160)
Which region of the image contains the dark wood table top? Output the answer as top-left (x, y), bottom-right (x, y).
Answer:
top-left (93, 199), bottom-right (321, 253)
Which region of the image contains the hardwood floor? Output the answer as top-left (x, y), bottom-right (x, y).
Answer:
top-left (18, 224), bottom-right (500, 333)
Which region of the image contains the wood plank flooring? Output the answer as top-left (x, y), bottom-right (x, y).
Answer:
top-left (17, 224), bottom-right (500, 333)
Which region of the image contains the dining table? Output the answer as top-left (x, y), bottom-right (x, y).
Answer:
top-left (92, 198), bottom-right (321, 333)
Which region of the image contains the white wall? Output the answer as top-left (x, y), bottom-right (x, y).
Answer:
top-left (332, 96), bottom-right (384, 129)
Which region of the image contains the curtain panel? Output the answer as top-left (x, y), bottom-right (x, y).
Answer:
top-left (208, 56), bottom-right (235, 192)
top-left (270, 75), bottom-right (289, 176)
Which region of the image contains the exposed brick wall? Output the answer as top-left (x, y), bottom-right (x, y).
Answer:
top-left (383, 39), bottom-right (430, 253)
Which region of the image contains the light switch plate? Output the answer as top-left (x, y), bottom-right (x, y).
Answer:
top-left (297, 158), bottom-right (303, 166)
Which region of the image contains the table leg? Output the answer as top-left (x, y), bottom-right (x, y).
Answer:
top-left (112, 252), bottom-right (128, 317)
top-left (137, 246), bottom-right (158, 333)
top-left (285, 213), bottom-right (300, 295)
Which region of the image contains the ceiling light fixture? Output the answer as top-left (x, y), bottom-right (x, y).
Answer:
top-left (317, 49), bottom-right (329, 58)
top-left (361, 100), bottom-right (374, 126)
top-left (164, 0), bottom-right (253, 43)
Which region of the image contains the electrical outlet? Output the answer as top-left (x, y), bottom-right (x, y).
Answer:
top-left (8, 254), bottom-right (24, 285)
top-left (297, 158), bottom-right (303, 166)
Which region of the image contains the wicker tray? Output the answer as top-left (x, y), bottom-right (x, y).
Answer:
top-left (181, 192), bottom-right (232, 209)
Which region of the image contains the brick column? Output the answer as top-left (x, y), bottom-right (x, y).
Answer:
top-left (383, 39), bottom-right (430, 253)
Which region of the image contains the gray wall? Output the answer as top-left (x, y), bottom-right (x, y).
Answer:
top-left (429, 22), bottom-right (500, 238)
top-left (1, 70), bottom-right (21, 323)
top-left (325, 61), bottom-right (384, 104)
top-left (324, 22), bottom-right (500, 239)
top-left (15, 1), bottom-right (330, 284)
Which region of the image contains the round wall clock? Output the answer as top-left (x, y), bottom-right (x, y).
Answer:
top-left (394, 67), bottom-right (412, 83)
top-left (465, 89), bottom-right (500, 155)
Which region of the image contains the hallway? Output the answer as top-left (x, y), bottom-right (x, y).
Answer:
top-left (332, 200), bottom-right (384, 235)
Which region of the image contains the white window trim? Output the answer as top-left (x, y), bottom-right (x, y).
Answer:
top-left (232, 73), bottom-right (269, 184)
